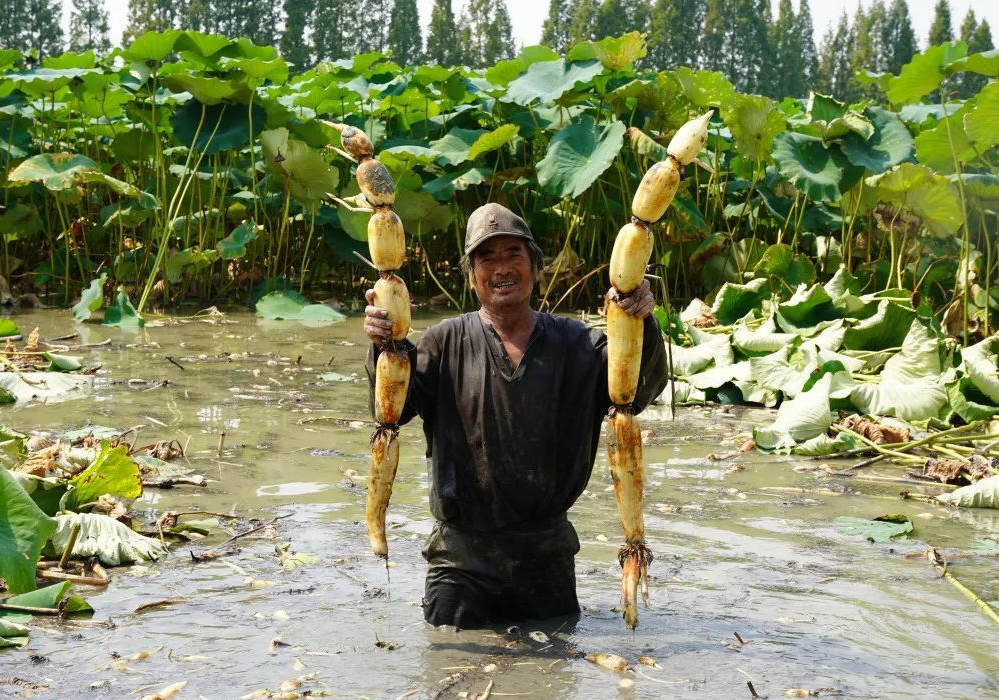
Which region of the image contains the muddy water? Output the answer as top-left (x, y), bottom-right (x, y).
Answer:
top-left (3, 309), bottom-right (999, 700)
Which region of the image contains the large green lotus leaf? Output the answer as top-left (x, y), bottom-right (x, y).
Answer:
top-left (170, 99), bottom-right (265, 155)
top-left (164, 246), bottom-right (220, 284)
top-left (686, 360), bottom-right (751, 390)
top-left (160, 73), bottom-right (251, 105)
top-left (754, 244), bottom-right (816, 288)
top-left (111, 129), bottom-right (157, 162)
top-left (732, 380), bottom-right (780, 407)
top-left (468, 124), bottom-right (519, 161)
top-left (849, 321), bottom-right (948, 421)
top-left (948, 378), bottom-right (999, 423)
top-left (217, 220), bottom-right (262, 260)
top-left (0, 581), bottom-right (92, 622)
top-left (0, 372), bottom-right (92, 403)
top-left (965, 81), bottom-right (999, 151)
top-left (103, 288), bottom-right (145, 328)
top-left (724, 94), bottom-right (785, 162)
top-left (429, 128), bottom-right (487, 166)
top-left (422, 166), bottom-right (491, 201)
top-left (504, 59), bottom-right (604, 106)
top-left (842, 299), bottom-right (915, 350)
top-left (958, 174), bottom-right (999, 209)
top-left (0, 618), bottom-right (29, 646)
top-left (937, 474), bottom-right (999, 509)
top-left (566, 32), bottom-right (646, 71)
top-left (44, 353), bottom-right (83, 373)
top-left (668, 326), bottom-right (733, 377)
top-left (754, 373), bottom-right (834, 451)
top-left (120, 29), bottom-right (182, 62)
top-left (866, 163), bottom-right (963, 237)
top-left (834, 516), bottom-right (912, 542)
top-left (536, 116), bottom-right (626, 199)
top-left (394, 189), bottom-right (454, 235)
top-left (65, 442), bottom-right (142, 511)
top-left (174, 31), bottom-right (234, 60)
top-left (732, 316), bottom-right (796, 355)
top-left (776, 284), bottom-right (843, 332)
top-left (807, 93), bottom-right (847, 124)
top-left (772, 132), bottom-right (862, 202)
top-left (671, 67), bottom-right (735, 108)
top-left (52, 513), bottom-right (168, 566)
top-left (0, 49), bottom-right (21, 72)
top-left (961, 334), bottom-right (999, 403)
top-left (710, 277), bottom-right (768, 325)
top-left (839, 107), bottom-right (914, 174)
top-left (256, 290), bottom-right (344, 324)
top-left (219, 56), bottom-right (289, 86)
top-left (261, 128), bottom-right (338, 208)
top-left (899, 102), bottom-right (958, 125)
top-left (750, 344), bottom-right (816, 398)
top-left (80, 172), bottom-right (158, 209)
top-left (485, 45), bottom-right (560, 86)
top-left (947, 48), bottom-right (999, 77)
top-left (887, 41), bottom-right (968, 105)
top-left (823, 111), bottom-right (874, 141)
top-left (0, 468), bottom-right (56, 593)
top-left (8, 153), bottom-right (98, 192)
top-left (5, 472), bottom-right (63, 517)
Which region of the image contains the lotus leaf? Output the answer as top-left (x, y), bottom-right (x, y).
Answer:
top-left (8, 153), bottom-right (98, 192)
top-left (937, 474), bottom-right (999, 509)
top-left (948, 379), bottom-right (999, 423)
top-left (724, 94), bottom-right (786, 162)
top-left (256, 290), bottom-right (344, 324)
top-left (792, 431), bottom-right (861, 456)
top-left (0, 319), bottom-right (17, 338)
top-left (776, 284), bottom-right (842, 331)
top-left (64, 442), bottom-right (142, 512)
top-left (566, 32), bottom-right (646, 71)
top-left (754, 373), bottom-right (834, 451)
top-left (965, 81), bottom-right (999, 151)
top-left (887, 41), bottom-right (968, 105)
top-left (671, 67), bottom-right (735, 108)
top-left (219, 56), bottom-right (289, 86)
top-left (657, 379), bottom-right (706, 406)
top-left (171, 99), bottom-right (266, 155)
top-left (165, 246), bottom-right (220, 284)
top-left (429, 128), bottom-right (487, 166)
top-left (0, 372), bottom-right (92, 404)
top-left (536, 115), bottom-right (626, 198)
top-left (0, 581), bottom-right (92, 623)
top-left (668, 326), bottom-right (733, 377)
top-left (174, 31), bottom-right (234, 60)
top-left (43, 353), bottom-right (83, 372)
top-left (834, 516), bottom-right (912, 542)
top-left (867, 163), bottom-right (963, 237)
top-left (732, 316), bottom-right (796, 355)
top-left (710, 278), bottom-right (768, 325)
top-left (423, 166), bottom-right (491, 201)
top-left (0, 468), bottom-right (56, 593)
top-left (504, 58), bottom-right (604, 106)
top-left (962, 334), bottom-right (999, 404)
top-left (947, 48), bottom-right (999, 77)
top-left (217, 220), bottom-right (262, 260)
top-left (161, 73), bottom-right (251, 105)
top-left (839, 107), bottom-right (914, 174)
top-left (260, 128), bottom-right (338, 208)
top-left (686, 360), bottom-right (751, 390)
top-left (958, 174), bottom-right (999, 209)
top-left (52, 513), bottom-right (169, 566)
top-left (468, 124), bottom-right (519, 161)
top-left (7, 471), bottom-right (65, 517)
top-left (914, 106), bottom-right (976, 174)
top-left (807, 93), bottom-right (846, 124)
top-left (772, 132), bottom-right (862, 202)
top-left (823, 111), bottom-right (874, 141)
top-left (755, 244), bottom-right (816, 288)
top-left (393, 188), bottom-right (454, 235)
top-left (485, 46), bottom-right (560, 87)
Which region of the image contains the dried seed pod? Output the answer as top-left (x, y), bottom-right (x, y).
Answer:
top-left (631, 159), bottom-right (680, 224)
top-left (357, 158), bottom-right (395, 207)
top-left (367, 208), bottom-right (406, 272)
top-left (374, 349), bottom-right (410, 425)
top-left (366, 428), bottom-right (400, 557)
top-left (666, 111), bottom-right (712, 166)
top-left (608, 222), bottom-right (652, 293)
top-left (373, 274), bottom-right (411, 341)
top-left (606, 299), bottom-right (644, 406)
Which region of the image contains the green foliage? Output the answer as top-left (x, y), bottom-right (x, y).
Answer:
top-left (0, 468), bottom-right (57, 593)
top-left (103, 288), bottom-right (145, 328)
top-left (256, 290), bottom-right (345, 323)
top-left (65, 442), bottom-right (142, 511)
top-left (536, 115), bottom-right (626, 198)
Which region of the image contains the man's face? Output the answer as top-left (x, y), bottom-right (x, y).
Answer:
top-left (468, 236), bottom-right (534, 311)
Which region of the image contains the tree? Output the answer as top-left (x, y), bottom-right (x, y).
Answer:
top-left (816, 10), bottom-right (855, 100)
top-left (124, 0), bottom-right (184, 43)
top-left (69, 0), bottom-right (111, 54)
top-left (485, 0), bottom-right (516, 63)
top-left (568, 0), bottom-right (600, 44)
top-left (455, 0), bottom-right (513, 66)
top-left (927, 0), bottom-right (952, 46)
top-left (972, 19), bottom-right (993, 53)
top-left (701, 0), bottom-right (770, 93)
top-left (647, 0), bottom-right (705, 70)
top-left (280, 0), bottom-right (314, 68)
top-left (957, 11), bottom-right (994, 96)
top-left (0, 1), bottom-right (28, 53)
top-left (796, 0), bottom-right (819, 89)
top-left (313, 0), bottom-right (359, 62)
top-left (770, 0), bottom-right (802, 98)
top-left (388, 0), bottom-right (423, 65)
top-left (884, 0), bottom-right (916, 75)
top-left (541, 0), bottom-right (573, 53)
top-left (850, 0), bottom-right (890, 98)
top-left (596, 0), bottom-right (648, 39)
top-left (22, 0), bottom-right (63, 58)
top-left (426, 0), bottom-right (460, 64)
top-left (356, 0), bottom-right (393, 53)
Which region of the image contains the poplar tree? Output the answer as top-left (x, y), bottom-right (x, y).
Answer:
top-left (796, 0), bottom-right (819, 89)
top-left (426, 0), bottom-right (460, 64)
top-left (541, 0), bottom-right (573, 53)
top-left (124, 0), bottom-right (184, 43)
top-left (817, 11), bottom-right (855, 100)
top-left (647, 0), bottom-right (705, 70)
top-left (851, 0), bottom-right (890, 98)
top-left (0, 2), bottom-right (28, 52)
top-left (957, 11), bottom-right (993, 96)
top-left (927, 0), bottom-right (952, 46)
top-left (596, 0), bottom-right (648, 38)
top-left (69, 0), bottom-right (111, 54)
top-left (884, 0), bottom-right (916, 75)
top-left (280, 0), bottom-right (314, 67)
top-left (485, 0), bottom-right (516, 63)
top-left (356, 0), bottom-right (393, 53)
top-left (23, 0), bottom-right (64, 58)
top-left (770, 0), bottom-right (802, 98)
top-left (388, 0), bottom-right (423, 65)
top-left (568, 0), bottom-right (600, 44)
top-left (313, 0), bottom-right (358, 62)
top-left (701, 0), bottom-right (769, 93)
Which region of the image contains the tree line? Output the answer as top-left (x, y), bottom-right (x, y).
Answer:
top-left (0, 0), bottom-right (993, 101)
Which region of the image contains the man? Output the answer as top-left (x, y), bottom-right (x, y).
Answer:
top-left (364, 203), bottom-right (667, 628)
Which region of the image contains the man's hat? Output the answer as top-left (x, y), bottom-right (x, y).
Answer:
top-left (464, 203), bottom-right (535, 256)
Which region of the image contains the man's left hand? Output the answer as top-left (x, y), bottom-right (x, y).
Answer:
top-left (608, 279), bottom-right (654, 319)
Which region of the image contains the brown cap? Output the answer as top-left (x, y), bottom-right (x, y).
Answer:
top-left (464, 203), bottom-right (535, 256)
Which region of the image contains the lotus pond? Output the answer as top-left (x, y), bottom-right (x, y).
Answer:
top-left (2, 310), bottom-right (999, 700)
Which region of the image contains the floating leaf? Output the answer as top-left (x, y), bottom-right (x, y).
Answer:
top-left (754, 373), bottom-right (834, 451)
top-left (65, 442), bottom-right (142, 511)
top-left (256, 290), bottom-right (344, 324)
top-left (536, 115), bottom-right (626, 198)
top-left (72, 273), bottom-right (107, 322)
top-left (834, 516), bottom-right (913, 542)
top-left (937, 475), bottom-right (999, 509)
top-left (0, 581), bottom-right (92, 622)
top-left (217, 220), bottom-right (262, 260)
top-left (0, 468), bottom-right (56, 593)
top-left (52, 513), bottom-right (168, 566)
top-left (103, 287), bottom-right (145, 327)
top-left (0, 372), bottom-right (92, 404)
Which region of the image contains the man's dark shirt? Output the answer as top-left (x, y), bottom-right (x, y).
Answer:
top-left (366, 311), bottom-right (668, 533)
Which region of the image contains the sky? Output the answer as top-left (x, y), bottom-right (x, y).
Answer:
top-left (64, 0), bottom-right (999, 52)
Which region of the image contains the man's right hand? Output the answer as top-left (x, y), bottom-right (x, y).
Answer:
top-left (364, 289), bottom-right (394, 345)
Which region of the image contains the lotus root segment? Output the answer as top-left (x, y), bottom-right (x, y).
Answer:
top-left (368, 208), bottom-right (406, 272)
top-left (373, 274), bottom-right (411, 342)
top-left (606, 299), bottom-right (644, 406)
top-left (326, 121), bottom-right (374, 160)
top-left (367, 427), bottom-right (400, 557)
top-left (375, 350), bottom-right (410, 425)
top-left (631, 159), bottom-right (680, 225)
top-left (609, 221), bottom-right (653, 293)
top-left (666, 111), bottom-right (712, 166)
top-left (357, 158), bottom-right (395, 207)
